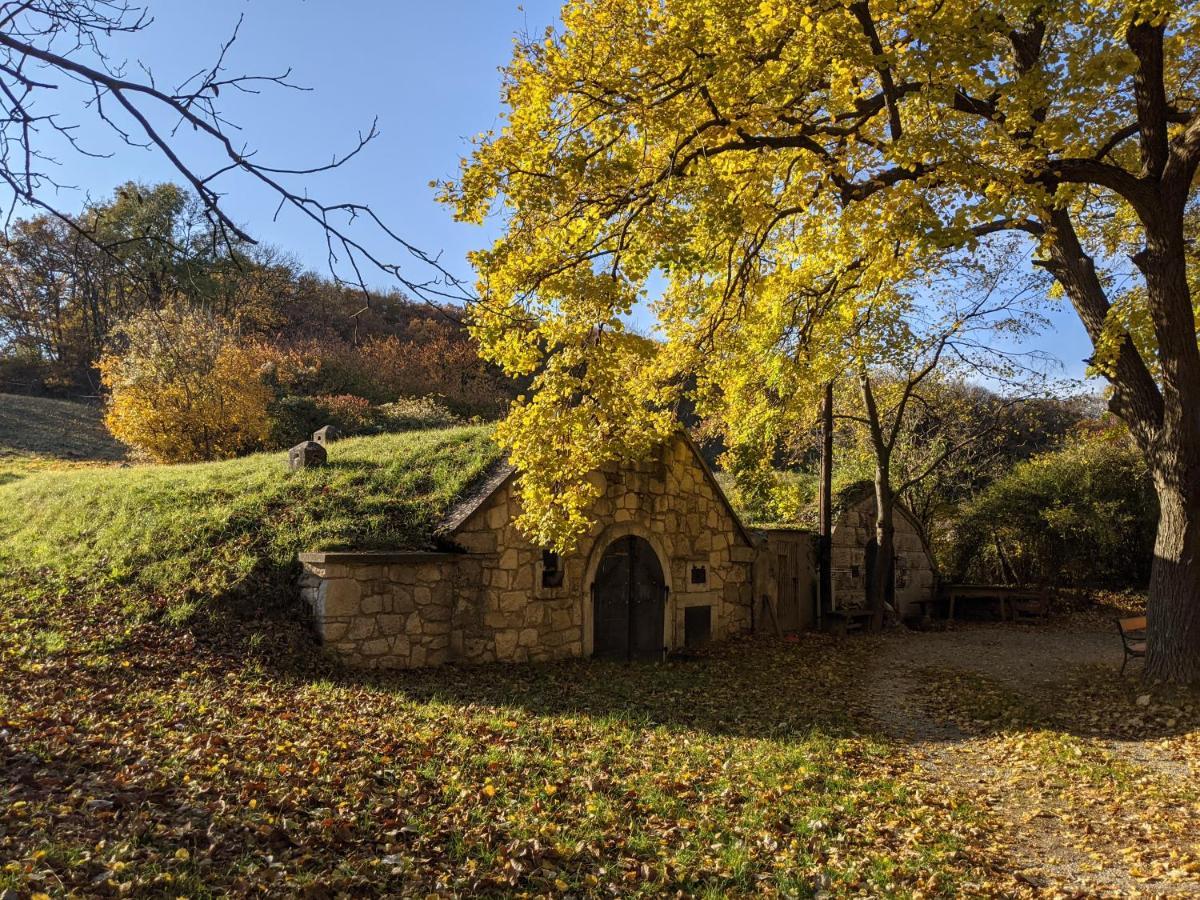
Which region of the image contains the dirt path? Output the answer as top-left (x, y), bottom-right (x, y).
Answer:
top-left (863, 624), bottom-right (1200, 896)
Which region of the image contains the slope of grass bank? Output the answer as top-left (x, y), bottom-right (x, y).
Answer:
top-left (0, 392), bottom-right (126, 460)
top-left (0, 426), bottom-right (500, 623)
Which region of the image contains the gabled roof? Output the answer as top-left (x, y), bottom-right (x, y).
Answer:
top-left (832, 480), bottom-right (938, 570)
top-left (438, 431), bottom-right (756, 548)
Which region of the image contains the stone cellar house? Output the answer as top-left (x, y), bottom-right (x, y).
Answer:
top-left (828, 483), bottom-right (938, 620)
top-left (298, 431), bottom-right (759, 669)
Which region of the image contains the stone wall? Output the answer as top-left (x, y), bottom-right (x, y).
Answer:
top-left (298, 552), bottom-right (460, 669)
top-left (299, 434), bottom-right (757, 669)
top-left (830, 496), bottom-right (936, 617)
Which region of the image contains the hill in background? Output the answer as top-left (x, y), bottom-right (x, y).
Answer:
top-left (0, 393), bottom-right (126, 461)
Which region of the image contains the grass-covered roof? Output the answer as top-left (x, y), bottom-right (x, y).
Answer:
top-left (0, 425), bottom-right (501, 622)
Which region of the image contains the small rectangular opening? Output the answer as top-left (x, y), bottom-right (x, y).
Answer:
top-left (541, 549), bottom-right (564, 588)
top-left (684, 605), bottom-right (712, 648)
top-left (690, 565), bottom-right (707, 585)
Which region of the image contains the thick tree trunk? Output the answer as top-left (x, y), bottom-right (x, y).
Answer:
top-left (1145, 471), bottom-right (1200, 681)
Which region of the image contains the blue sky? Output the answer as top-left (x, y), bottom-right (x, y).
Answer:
top-left (25, 0), bottom-right (1098, 385)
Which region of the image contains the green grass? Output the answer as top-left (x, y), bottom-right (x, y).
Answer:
top-left (0, 426), bottom-right (501, 623)
top-left (0, 626), bottom-right (994, 898)
top-left (0, 392), bottom-right (126, 460)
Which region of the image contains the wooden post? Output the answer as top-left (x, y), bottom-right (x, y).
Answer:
top-left (818, 381), bottom-right (833, 628)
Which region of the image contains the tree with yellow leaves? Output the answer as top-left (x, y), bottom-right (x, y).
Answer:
top-left (99, 302), bottom-right (271, 463)
top-left (446, 0), bottom-right (1200, 679)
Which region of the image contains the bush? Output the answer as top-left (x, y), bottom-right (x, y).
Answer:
top-left (266, 394), bottom-right (327, 449)
top-left (313, 393), bottom-right (375, 434)
top-left (950, 427), bottom-right (1157, 588)
top-left (375, 396), bottom-right (464, 432)
top-left (99, 304), bottom-right (271, 462)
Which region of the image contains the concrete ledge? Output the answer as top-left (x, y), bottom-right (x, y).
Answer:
top-left (299, 550), bottom-right (457, 565)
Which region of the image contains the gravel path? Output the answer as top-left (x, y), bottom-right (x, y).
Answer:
top-left (862, 623), bottom-right (1199, 896)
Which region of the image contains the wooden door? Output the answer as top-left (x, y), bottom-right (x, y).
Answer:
top-left (592, 536), bottom-right (665, 660)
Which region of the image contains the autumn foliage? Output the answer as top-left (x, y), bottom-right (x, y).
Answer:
top-left (99, 304), bottom-right (272, 463)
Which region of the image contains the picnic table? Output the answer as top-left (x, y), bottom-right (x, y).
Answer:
top-left (943, 584), bottom-right (1052, 622)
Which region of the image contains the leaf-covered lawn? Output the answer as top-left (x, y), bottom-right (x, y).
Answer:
top-left (2, 599), bottom-right (1198, 897)
top-left (0, 606), bottom-right (992, 898)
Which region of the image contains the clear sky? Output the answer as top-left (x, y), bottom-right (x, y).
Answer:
top-left (26, 0), bottom-right (1099, 386)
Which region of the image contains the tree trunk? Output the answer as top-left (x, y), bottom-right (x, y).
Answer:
top-left (867, 467), bottom-right (895, 633)
top-left (1145, 470), bottom-right (1200, 682)
top-left (818, 381), bottom-right (833, 625)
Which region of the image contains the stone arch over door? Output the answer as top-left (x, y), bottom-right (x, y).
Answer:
top-left (582, 524), bottom-right (675, 657)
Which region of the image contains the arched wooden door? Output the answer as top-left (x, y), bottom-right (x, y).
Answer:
top-left (591, 535), bottom-right (666, 661)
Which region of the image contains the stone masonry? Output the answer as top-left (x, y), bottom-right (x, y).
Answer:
top-left (299, 433), bottom-right (757, 669)
top-left (830, 494), bottom-right (936, 618)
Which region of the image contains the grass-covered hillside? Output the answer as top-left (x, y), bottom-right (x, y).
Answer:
top-left (0, 392), bottom-right (126, 461)
top-left (0, 426), bottom-right (500, 624)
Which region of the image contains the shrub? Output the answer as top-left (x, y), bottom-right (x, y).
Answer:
top-left (313, 393), bottom-right (375, 434)
top-left (99, 304), bottom-right (271, 462)
top-left (375, 396), bottom-right (464, 432)
top-left (950, 427), bottom-right (1156, 588)
top-left (266, 394), bottom-right (327, 449)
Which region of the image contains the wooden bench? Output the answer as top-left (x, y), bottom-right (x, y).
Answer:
top-left (1115, 615), bottom-right (1147, 675)
top-left (825, 608), bottom-right (875, 636)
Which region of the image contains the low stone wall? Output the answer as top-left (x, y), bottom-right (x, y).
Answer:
top-left (299, 551), bottom-right (459, 669)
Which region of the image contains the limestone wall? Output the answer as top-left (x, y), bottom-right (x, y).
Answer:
top-left (299, 434), bottom-right (756, 669)
top-left (298, 552), bottom-right (460, 669)
top-left (830, 496), bottom-right (936, 617)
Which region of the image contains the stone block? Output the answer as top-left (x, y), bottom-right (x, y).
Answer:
top-left (423, 602), bottom-right (451, 623)
top-left (406, 611), bottom-right (424, 635)
top-left (486, 501), bottom-right (508, 529)
top-left (500, 591), bottom-right (527, 614)
top-left (321, 621), bottom-right (348, 643)
top-left (362, 638), bottom-right (390, 657)
top-left (484, 610), bottom-right (510, 629)
top-left (456, 531), bottom-right (497, 554)
top-left (494, 629), bottom-right (520, 659)
top-left (511, 565), bottom-right (533, 591)
top-left (320, 578), bottom-right (361, 617)
top-left (361, 595), bottom-right (384, 615)
top-left (394, 592), bottom-right (416, 614)
top-left (288, 441), bottom-right (327, 471)
top-left (347, 617), bottom-right (376, 641)
top-left (312, 425), bottom-right (342, 446)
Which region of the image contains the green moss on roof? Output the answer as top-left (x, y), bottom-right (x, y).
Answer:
top-left (0, 425), bottom-right (501, 620)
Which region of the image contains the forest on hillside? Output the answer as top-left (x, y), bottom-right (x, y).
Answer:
top-left (0, 182), bottom-right (515, 456)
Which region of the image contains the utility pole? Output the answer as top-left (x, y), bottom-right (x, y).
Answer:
top-left (818, 381), bottom-right (833, 628)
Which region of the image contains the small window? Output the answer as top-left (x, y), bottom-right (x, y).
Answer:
top-left (690, 565), bottom-right (707, 585)
top-left (850, 564), bottom-right (861, 579)
top-left (541, 549), bottom-right (564, 588)
top-left (684, 606), bottom-right (712, 647)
